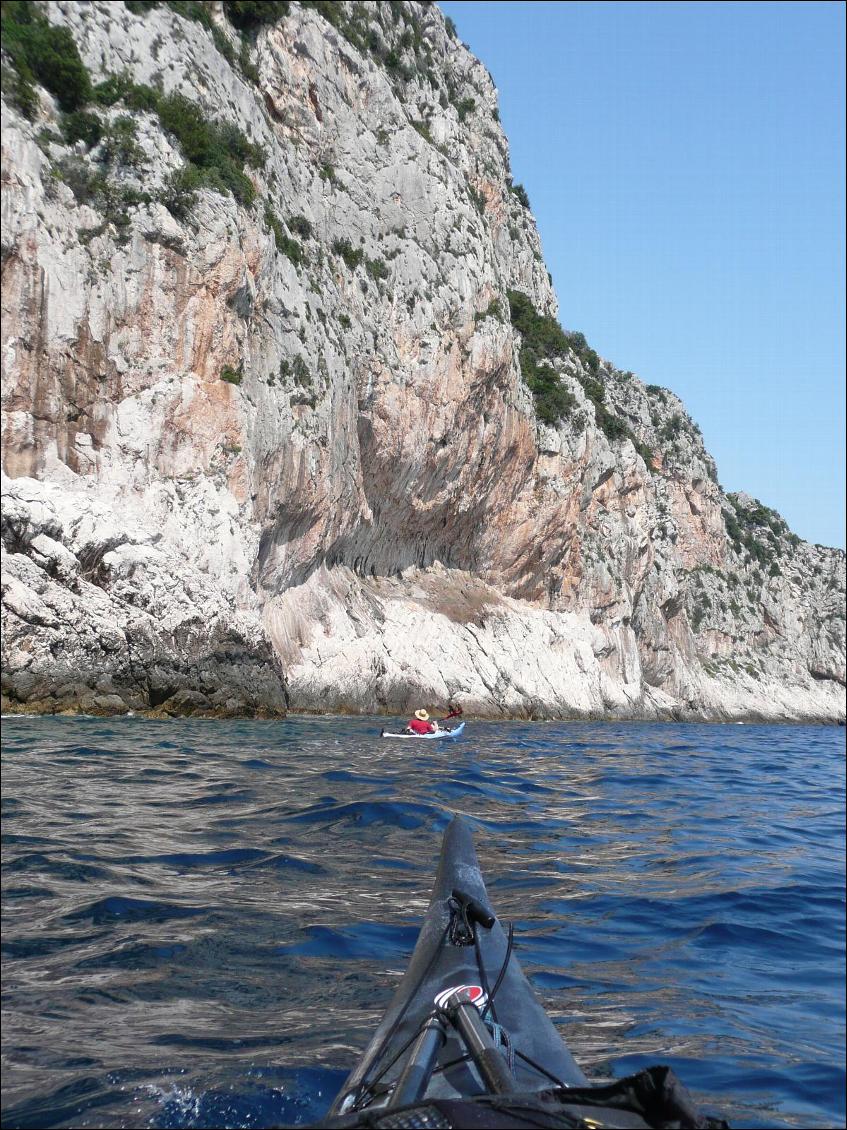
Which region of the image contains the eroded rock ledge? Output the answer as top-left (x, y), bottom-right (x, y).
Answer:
top-left (2, 476), bottom-right (287, 718)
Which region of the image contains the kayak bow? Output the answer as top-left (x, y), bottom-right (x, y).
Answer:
top-left (322, 818), bottom-right (729, 1129)
top-left (328, 816), bottom-right (586, 1119)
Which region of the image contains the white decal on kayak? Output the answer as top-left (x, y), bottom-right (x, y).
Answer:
top-left (434, 984), bottom-right (488, 1010)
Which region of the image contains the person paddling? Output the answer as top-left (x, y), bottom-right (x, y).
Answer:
top-left (405, 704), bottom-right (463, 735)
top-left (407, 709), bottom-right (436, 735)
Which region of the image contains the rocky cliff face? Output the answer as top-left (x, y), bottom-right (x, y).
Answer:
top-left (2, 0), bottom-right (844, 721)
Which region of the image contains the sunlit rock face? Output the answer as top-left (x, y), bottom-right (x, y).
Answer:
top-left (2, 1), bottom-right (844, 721)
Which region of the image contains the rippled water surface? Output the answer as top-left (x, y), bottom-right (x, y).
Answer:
top-left (1, 716), bottom-right (844, 1129)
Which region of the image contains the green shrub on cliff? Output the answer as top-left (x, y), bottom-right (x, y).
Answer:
top-left (61, 110), bottom-right (103, 148)
top-left (507, 291), bottom-right (576, 426)
top-left (301, 1), bottom-right (342, 29)
top-left (292, 355), bottom-right (311, 386)
top-left (100, 116), bottom-right (143, 167)
top-left (300, 0), bottom-right (434, 94)
top-left (507, 290), bottom-right (569, 358)
top-left (220, 365), bottom-right (243, 385)
top-left (124, 0), bottom-right (270, 81)
top-left (51, 158), bottom-right (108, 206)
top-left (93, 78), bottom-right (264, 201)
top-left (595, 404), bottom-right (628, 441)
top-left (468, 184), bottom-right (486, 215)
top-left (2, 2), bottom-right (260, 219)
top-left (411, 119), bottom-right (433, 144)
top-left (152, 91), bottom-right (262, 207)
top-left (92, 74), bottom-right (156, 110)
top-left (332, 238), bottom-right (364, 271)
top-left (507, 289), bottom-right (652, 462)
top-left (475, 298), bottom-right (504, 323)
top-left (566, 331), bottom-right (600, 372)
top-left (510, 182), bottom-right (531, 209)
top-left (658, 413), bottom-right (683, 441)
top-left (223, 2), bottom-right (289, 32)
top-left (265, 204), bottom-right (305, 265)
top-left (2, 0), bottom-right (91, 116)
top-left (52, 157), bottom-right (151, 237)
top-left (366, 257), bottom-right (390, 282)
top-left (160, 164), bottom-right (204, 218)
top-left (61, 110), bottom-right (142, 168)
top-left (288, 214), bottom-right (313, 239)
top-left (519, 353), bottom-right (577, 426)
top-left (126, 0), bottom-right (289, 31)
top-left (580, 374), bottom-right (605, 405)
top-left (165, 0), bottom-right (222, 43)
top-left (724, 494), bottom-right (795, 566)
top-left (456, 96), bottom-right (475, 122)
top-left (158, 92), bottom-right (262, 162)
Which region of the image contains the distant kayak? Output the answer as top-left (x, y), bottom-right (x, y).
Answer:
top-left (380, 722), bottom-right (465, 740)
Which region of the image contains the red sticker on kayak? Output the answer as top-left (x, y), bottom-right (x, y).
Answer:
top-left (434, 984), bottom-right (488, 1010)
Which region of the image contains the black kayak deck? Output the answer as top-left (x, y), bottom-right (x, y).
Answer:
top-left (329, 816), bottom-right (587, 1117)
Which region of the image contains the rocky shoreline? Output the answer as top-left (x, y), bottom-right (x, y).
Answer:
top-left (3, 698), bottom-right (844, 726)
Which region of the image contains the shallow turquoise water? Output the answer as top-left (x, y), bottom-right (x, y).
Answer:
top-left (1, 715), bottom-right (844, 1128)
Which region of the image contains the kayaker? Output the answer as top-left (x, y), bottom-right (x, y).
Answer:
top-left (406, 709), bottom-right (437, 735)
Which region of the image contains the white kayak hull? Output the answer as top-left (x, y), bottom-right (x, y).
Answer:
top-left (380, 722), bottom-right (465, 740)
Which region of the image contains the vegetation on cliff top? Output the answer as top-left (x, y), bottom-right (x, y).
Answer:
top-left (507, 290), bottom-right (654, 465)
top-left (301, 0), bottom-right (480, 123)
top-left (725, 495), bottom-right (800, 566)
top-left (506, 289), bottom-right (577, 426)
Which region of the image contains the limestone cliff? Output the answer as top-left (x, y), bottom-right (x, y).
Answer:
top-left (2, 0), bottom-right (844, 721)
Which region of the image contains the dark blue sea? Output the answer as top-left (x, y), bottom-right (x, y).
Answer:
top-left (1, 716), bottom-right (844, 1130)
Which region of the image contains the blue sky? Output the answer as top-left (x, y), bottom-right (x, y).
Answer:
top-left (440, 1), bottom-right (846, 549)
